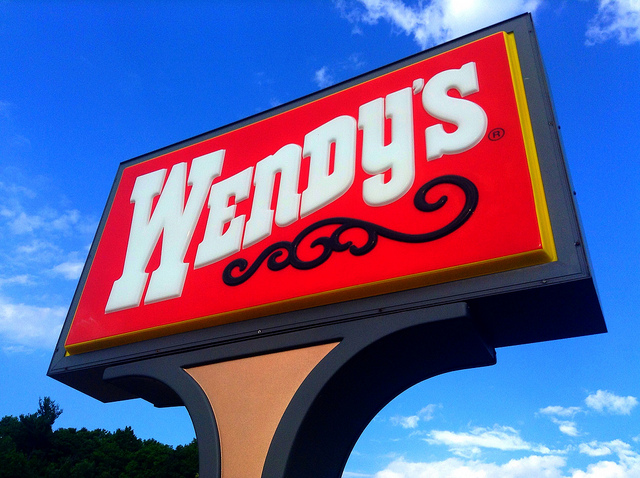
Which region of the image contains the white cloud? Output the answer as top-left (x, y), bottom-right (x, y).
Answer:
top-left (555, 419), bottom-right (580, 437)
top-left (418, 404), bottom-right (438, 421)
top-left (9, 210), bottom-right (44, 234)
top-left (585, 390), bottom-right (638, 415)
top-left (541, 392), bottom-right (637, 436)
top-left (337, 0), bottom-right (542, 49)
top-left (345, 53), bottom-right (366, 70)
top-left (354, 392), bottom-right (640, 478)
top-left (539, 407), bottom-right (582, 435)
top-left (580, 441), bottom-right (615, 457)
top-left (367, 442), bottom-right (640, 478)
top-left (0, 178), bottom-right (93, 239)
top-left (0, 181), bottom-right (94, 269)
top-left (391, 404), bottom-right (439, 429)
top-left (0, 179), bottom-right (94, 353)
top-left (0, 295), bottom-right (65, 352)
top-left (312, 53), bottom-right (366, 90)
top-left (51, 261), bottom-right (84, 280)
top-left (15, 239), bottom-right (63, 262)
top-left (314, 66), bottom-right (335, 88)
top-left (50, 209), bottom-right (80, 232)
top-left (425, 425), bottom-right (552, 458)
top-left (7, 208), bottom-right (81, 235)
top-left (586, 0), bottom-right (640, 45)
top-left (0, 274), bottom-right (32, 288)
top-left (351, 23), bottom-right (364, 35)
top-left (392, 415), bottom-right (420, 428)
top-left (0, 181), bottom-right (36, 199)
top-left (540, 406), bottom-right (583, 418)
top-left (572, 460), bottom-right (628, 478)
top-left (372, 455), bottom-right (567, 478)
top-left (573, 440), bottom-right (640, 477)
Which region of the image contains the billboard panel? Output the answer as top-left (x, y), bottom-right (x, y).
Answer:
top-left (65, 32), bottom-right (556, 354)
top-left (49, 15), bottom-right (604, 403)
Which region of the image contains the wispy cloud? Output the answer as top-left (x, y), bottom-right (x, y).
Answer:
top-left (539, 390), bottom-right (637, 437)
top-left (577, 439), bottom-right (640, 476)
top-left (0, 181), bottom-right (36, 199)
top-left (586, 0), bottom-right (640, 45)
top-left (539, 405), bottom-right (582, 436)
top-left (372, 455), bottom-right (567, 478)
top-left (51, 261), bottom-right (84, 280)
top-left (580, 440), bottom-right (619, 457)
top-left (391, 404), bottom-right (439, 429)
top-left (585, 390), bottom-right (638, 415)
top-left (253, 72), bottom-right (284, 110)
top-left (0, 295), bottom-right (65, 353)
top-left (350, 384), bottom-right (639, 477)
top-left (0, 177), bottom-right (95, 351)
top-left (0, 101), bottom-right (32, 155)
top-left (0, 275), bottom-right (32, 288)
top-left (555, 419), bottom-right (580, 437)
top-left (50, 209), bottom-right (81, 232)
top-left (336, 0), bottom-right (542, 50)
top-left (6, 208), bottom-right (81, 235)
top-left (539, 405), bottom-right (582, 417)
top-left (1, 181), bottom-right (87, 236)
top-left (425, 425), bottom-right (552, 458)
top-left (314, 66), bottom-right (336, 89)
top-left (313, 53), bottom-right (366, 90)
top-left (345, 53), bottom-right (366, 70)
top-left (1, 180), bottom-right (96, 263)
top-left (14, 239), bottom-right (64, 263)
top-left (371, 440), bottom-right (640, 477)
top-left (8, 211), bottom-right (45, 234)
top-left (391, 414), bottom-right (420, 429)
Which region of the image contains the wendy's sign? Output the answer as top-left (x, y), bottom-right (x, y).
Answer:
top-left (49, 17), bottom-right (605, 478)
top-left (64, 32), bottom-right (556, 354)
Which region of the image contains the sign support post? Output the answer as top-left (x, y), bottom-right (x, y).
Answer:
top-left (103, 303), bottom-right (495, 478)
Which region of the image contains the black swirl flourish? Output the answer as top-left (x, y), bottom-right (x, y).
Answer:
top-left (222, 175), bottom-right (478, 286)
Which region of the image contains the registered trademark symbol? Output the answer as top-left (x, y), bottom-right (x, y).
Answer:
top-left (488, 128), bottom-right (505, 141)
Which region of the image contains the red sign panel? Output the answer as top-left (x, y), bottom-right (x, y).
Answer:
top-left (66, 32), bottom-right (555, 354)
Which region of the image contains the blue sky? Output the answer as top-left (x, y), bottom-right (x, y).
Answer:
top-left (1, 1), bottom-right (639, 476)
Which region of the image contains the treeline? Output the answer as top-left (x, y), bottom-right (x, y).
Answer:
top-left (0, 397), bottom-right (198, 478)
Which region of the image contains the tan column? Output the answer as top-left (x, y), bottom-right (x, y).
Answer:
top-left (185, 342), bottom-right (339, 478)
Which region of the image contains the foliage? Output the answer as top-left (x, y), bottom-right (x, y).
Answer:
top-left (0, 398), bottom-right (198, 478)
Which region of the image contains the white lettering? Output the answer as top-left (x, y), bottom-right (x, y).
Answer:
top-left (105, 151), bottom-right (224, 312)
top-left (300, 115), bottom-right (357, 217)
top-left (195, 166), bottom-right (254, 268)
top-left (423, 62), bottom-right (487, 161)
top-left (359, 87), bottom-right (415, 206)
top-left (107, 61), bottom-right (491, 312)
top-left (243, 143), bottom-right (302, 248)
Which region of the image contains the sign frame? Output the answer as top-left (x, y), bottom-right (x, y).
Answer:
top-left (49, 13), bottom-right (604, 403)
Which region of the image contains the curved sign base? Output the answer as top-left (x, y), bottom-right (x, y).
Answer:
top-left (103, 302), bottom-right (495, 478)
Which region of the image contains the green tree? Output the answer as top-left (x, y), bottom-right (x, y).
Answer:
top-left (0, 398), bottom-right (199, 477)
top-left (14, 397), bottom-right (62, 456)
top-left (0, 434), bottom-right (28, 478)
